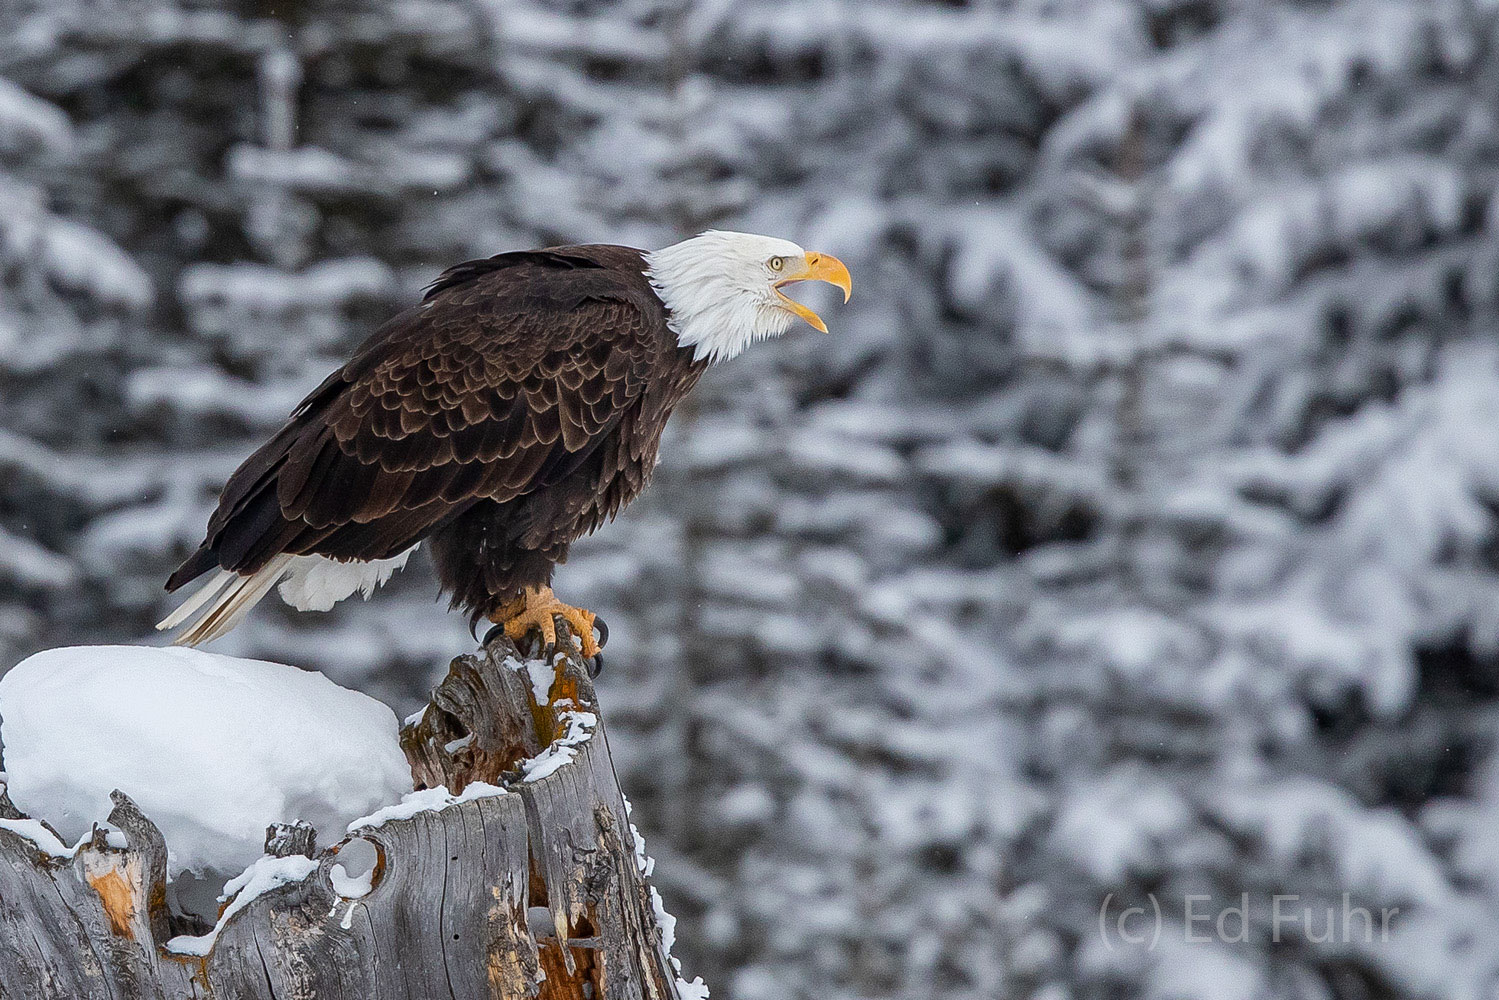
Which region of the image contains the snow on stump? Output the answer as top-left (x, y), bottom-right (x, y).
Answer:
top-left (0, 626), bottom-right (703, 1000)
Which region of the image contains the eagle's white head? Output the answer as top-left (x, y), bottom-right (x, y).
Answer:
top-left (644, 230), bottom-right (852, 364)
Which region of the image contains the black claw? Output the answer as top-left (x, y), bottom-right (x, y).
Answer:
top-left (482, 624), bottom-right (503, 647)
top-left (587, 653), bottom-right (604, 679)
top-left (593, 615), bottom-right (608, 650)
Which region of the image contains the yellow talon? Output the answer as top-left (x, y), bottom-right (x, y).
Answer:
top-left (491, 586), bottom-right (600, 659)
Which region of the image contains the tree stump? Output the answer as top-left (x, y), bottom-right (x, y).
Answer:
top-left (0, 628), bottom-right (700, 1000)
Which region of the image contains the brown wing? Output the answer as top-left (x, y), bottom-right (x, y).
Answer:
top-left (167, 247), bottom-right (664, 590)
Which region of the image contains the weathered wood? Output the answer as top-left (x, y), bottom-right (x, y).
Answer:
top-left (0, 630), bottom-right (695, 1000)
top-left (400, 641), bottom-right (543, 794)
top-left (264, 822), bottom-right (316, 859)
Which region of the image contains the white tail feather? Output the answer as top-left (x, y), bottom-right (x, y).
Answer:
top-left (157, 548), bottom-right (417, 645)
top-left (155, 569), bottom-right (235, 630)
top-left (160, 555), bottom-right (293, 647)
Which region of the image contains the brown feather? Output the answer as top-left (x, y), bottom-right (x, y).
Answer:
top-left (164, 243), bottom-right (708, 632)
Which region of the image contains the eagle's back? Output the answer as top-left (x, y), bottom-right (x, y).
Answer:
top-left (166, 243), bottom-right (700, 608)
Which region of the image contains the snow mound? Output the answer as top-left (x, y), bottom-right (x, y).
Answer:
top-left (0, 645), bottom-right (413, 878)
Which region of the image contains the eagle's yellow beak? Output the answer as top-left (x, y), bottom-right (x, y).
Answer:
top-left (774, 251), bottom-right (852, 333)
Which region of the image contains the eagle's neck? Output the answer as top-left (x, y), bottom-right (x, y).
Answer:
top-left (643, 241), bottom-right (795, 364)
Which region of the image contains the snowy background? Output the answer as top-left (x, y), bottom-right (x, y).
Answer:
top-left (3, 0), bottom-right (1499, 997)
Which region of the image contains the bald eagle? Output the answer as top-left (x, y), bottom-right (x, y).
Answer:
top-left (157, 231), bottom-right (852, 656)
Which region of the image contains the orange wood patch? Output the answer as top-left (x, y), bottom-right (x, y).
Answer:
top-left (87, 868), bottom-right (135, 938)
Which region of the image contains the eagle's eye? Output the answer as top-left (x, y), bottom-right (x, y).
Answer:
top-left (768, 256), bottom-right (785, 272)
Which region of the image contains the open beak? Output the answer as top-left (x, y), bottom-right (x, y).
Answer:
top-left (774, 251), bottom-right (852, 333)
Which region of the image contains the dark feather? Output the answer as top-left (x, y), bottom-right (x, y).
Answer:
top-left (167, 243), bottom-right (709, 625)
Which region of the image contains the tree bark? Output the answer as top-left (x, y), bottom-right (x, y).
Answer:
top-left (0, 628), bottom-right (696, 1000)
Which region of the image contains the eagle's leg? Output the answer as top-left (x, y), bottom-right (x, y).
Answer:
top-left (490, 586), bottom-right (601, 659)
